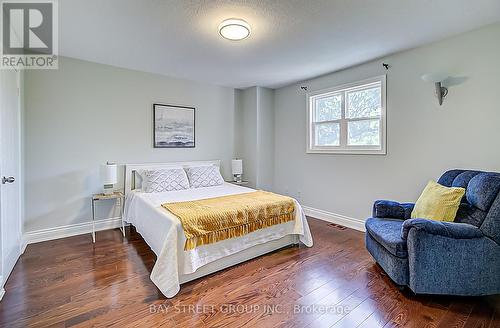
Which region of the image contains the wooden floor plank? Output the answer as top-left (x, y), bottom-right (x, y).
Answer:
top-left (0, 218), bottom-right (498, 328)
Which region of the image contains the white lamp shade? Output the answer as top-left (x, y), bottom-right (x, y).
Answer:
top-left (101, 163), bottom-right (117, 185)
top-left (231, 159), bottom-right (243, 175)
top-left (421, 73), bottom-right (449, 83)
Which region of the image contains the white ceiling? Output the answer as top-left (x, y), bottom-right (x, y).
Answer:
top-left (60, 0), bottom-right (500, 89)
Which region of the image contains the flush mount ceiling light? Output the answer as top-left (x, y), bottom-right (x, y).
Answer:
top-left (218, 19), bottom-right (251, 41)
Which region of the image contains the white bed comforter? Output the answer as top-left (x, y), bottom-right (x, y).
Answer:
top-left (123, 183), bottom-right (313, 298)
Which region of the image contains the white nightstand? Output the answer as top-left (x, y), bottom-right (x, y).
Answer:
top-left (91, 191), bottom-right (125, 243)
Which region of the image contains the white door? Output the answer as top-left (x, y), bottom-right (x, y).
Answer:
top-left (0, 69), bottom-right (22, 290)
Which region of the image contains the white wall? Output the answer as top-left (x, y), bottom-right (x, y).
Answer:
top-left (273, 23), bottom-right (500, 221)
top-left (234, 86), bottom-right (274, 190)
top-left (256, 87), bottom-right (274, 190)
top-left (234, 87), bottom-right (258, 187)
top-left (23, 23), bottom-right (500, 234)
top-left (24, 57), bottom-right (236, 232)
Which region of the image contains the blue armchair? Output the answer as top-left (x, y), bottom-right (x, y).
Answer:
top-left (365, 170), bottom-right (500, 296)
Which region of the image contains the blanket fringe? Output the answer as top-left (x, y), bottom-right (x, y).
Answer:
top-left (184, 211), bottom-right (295, 250)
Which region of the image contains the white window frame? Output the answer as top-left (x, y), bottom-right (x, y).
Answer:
top-left (306, 75), bottom-right (387, 155)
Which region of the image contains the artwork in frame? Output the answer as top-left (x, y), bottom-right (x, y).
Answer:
top-left (153, 104), bottom-right (195, 148)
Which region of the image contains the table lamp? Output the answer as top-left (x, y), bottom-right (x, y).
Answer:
top-left (100, 162), bottom-right (117, 195)
top-left (231, 159), bottom-right (243, 183)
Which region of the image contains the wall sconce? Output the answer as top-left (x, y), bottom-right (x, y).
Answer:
top-left (421, 73), bottom-right (449, 106)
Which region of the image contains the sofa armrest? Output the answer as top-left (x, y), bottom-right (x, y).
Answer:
top-left (401, 218), bottom-right (483, 240)
top-left (373, 200), bottom-right (414, 220)
top-left (406, 227), bottom-right (500, 295)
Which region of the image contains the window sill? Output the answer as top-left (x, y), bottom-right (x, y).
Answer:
top-left (306, 148), bottom-right (386, 155)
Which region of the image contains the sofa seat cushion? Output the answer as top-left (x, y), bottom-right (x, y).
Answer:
top-left (366, 232), bottom-right (409, 286)
top-left (365, 217), bottom-right (407, 258)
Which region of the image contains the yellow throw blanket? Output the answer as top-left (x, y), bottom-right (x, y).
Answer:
top-left (162, 191), bottom-right (296, 250)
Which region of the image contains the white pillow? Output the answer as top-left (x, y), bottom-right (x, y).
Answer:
top-left (141, 168), bottom-right (189, 193)
top-left (186, 165), bottom-right (224, 188)
top-left (134, 170), bottom-right (144, 191)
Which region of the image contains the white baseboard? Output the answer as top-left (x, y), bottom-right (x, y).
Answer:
top-left (302, 206), bottom-right (366, 232)
top-left (23, 217), bottom-right (125, 245)
top-left (20, 239), bottom-right (28, 255)
top-left (0, 288), bottom-right (4, 301)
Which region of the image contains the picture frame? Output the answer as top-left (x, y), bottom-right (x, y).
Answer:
top-left (153, 103), bottom-right (195, 148)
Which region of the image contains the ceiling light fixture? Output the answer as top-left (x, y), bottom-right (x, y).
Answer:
top-left (218, 19), bottom-right (251, 41)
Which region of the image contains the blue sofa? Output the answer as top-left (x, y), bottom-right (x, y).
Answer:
top-left (365, 170), bottom-right (500, 296)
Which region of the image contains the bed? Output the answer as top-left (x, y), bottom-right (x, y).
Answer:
top-left (123, 160), bottom-right (313, 298)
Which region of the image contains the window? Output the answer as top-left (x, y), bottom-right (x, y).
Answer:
top-left (307, 75), bottom-right (386, 154)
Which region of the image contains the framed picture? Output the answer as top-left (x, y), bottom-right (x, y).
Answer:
top-left (153, 104), bottom-right (195, 148)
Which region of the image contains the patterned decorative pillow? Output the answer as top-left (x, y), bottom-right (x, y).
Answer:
top-left (186, 165), bottom-right (224, 188)
top-left (141, 168), bottom-right (190, 193)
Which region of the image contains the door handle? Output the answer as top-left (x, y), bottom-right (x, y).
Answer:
top-left (2, 176), bottom-right (15, 184)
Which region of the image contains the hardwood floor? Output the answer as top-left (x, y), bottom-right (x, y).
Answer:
top-left (0, 218), bottom-right (498, 327)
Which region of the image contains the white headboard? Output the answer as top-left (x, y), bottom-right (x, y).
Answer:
top-left (124, 160), bottom-right (221, 196)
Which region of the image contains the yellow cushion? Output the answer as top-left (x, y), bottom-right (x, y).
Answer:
top-left (411, 180), bottom-right (465, 222)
